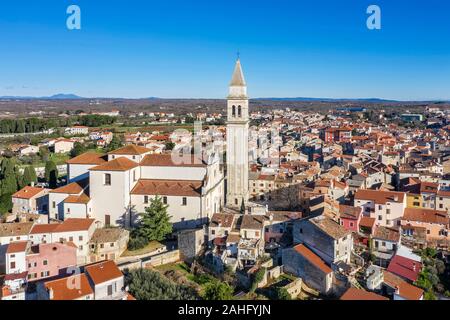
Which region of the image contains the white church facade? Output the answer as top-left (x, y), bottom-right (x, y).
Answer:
top-left (62, 144), bottom-right (224, 229)
top-left (51, 58), bottom-right (253, 230)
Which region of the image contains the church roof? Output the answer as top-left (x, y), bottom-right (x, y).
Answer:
top-left (230, 59), bottom-right (246, 87)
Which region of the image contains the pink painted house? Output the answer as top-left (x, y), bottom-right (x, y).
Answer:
top-left (26, 242), bottom-right (77, 281)
top-left (339, 204), bottom-right (362, 232)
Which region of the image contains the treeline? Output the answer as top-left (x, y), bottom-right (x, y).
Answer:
top-left (0, 114), bottom-right (117, 134)
top-left (0, 118), bottom-right (72, 134)
top-left (78, 114), bottom-right (117, 127)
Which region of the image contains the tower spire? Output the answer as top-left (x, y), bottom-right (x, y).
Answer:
top-left (230, 58), bottom-right (246, 87)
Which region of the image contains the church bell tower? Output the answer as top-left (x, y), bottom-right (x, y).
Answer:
top-left (226, 58), bottom-right (249, 208)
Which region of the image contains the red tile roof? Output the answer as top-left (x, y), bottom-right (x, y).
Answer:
top-left (44, 273), bottom-right (93, 300)
top-left (340, 287), bottom-right (388, 300)
top-left (90, 157), bottom-right (138, 171)
top-left (131, 179), bottom-right (202, 197)
top-left (293, 244), bottom-right (332, 274)
top-left (53, 218), bottom-right (95, 233)
top-left (64, 193), bottom-right (91, 204)
top-left (30, 223), bottom-right (60, 234)
top-left (355, 189), bottom-right (405, 204)
top-left (108, 144), bottom-right (150, 155)
top-left (359, 216), bottom-right (375, 229)
top-left (66, 152), bottom-right (107, 165)
top-left (6, 241), bottom-right (28, 254)
top-left (140, 154), bottom-right (207, 167)
top-left (387, 255), bottom-right (422, 282)
top-left (339, 204), bottom-right (362, 220)
top-left (12, 186), bottom-right (46, 200)
top-left (403, 208), bottom-right (449, 225)
top-left (383, 270), bottom-right (424, 300)
top-left (50, 181), bottom-right (85, 194)
top-left (85, 260), bottom-right (123, 285)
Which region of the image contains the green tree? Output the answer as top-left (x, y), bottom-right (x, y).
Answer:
top-left (202, 280), bottom-right (234, 300)
top-left (0, 158), bottom-right (19, 195)
top-left (134, 196), bottom-right (172, 242)
top-left (106, 134), bottom-right (123, 152)
top-left (165, 141), bottom-right (175, 151)
top-left (39, 146), bottom-right (50, 162)
top-left (23, 166), bottom-right (37, 186)
top-left (240, 198), bottom-right (245, 214)
top-left (124, 268), bottom-right (198, 300)
top-left (424, 291), bottom-right (437, 300)
top-left (45, 160), bottom-right (58, 188)
top-left (276, 287), bottom-right (292, 300)
top-left (70, 142), bottom-right (86, 158)
top-left (0, 193), bottom-right (13, 216)
top-left (250, 267), bottom-right (266, 292)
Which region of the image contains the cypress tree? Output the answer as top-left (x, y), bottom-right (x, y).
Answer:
top-left (23, 166), bottom-right (37, 186)
top-left (0, 158), bottom-right (19, 195)
top-left (45, 160), bottom-right (58, 188)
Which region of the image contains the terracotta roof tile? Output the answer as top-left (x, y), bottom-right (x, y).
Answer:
top-left (50, 180), bottom-right (87, 194)
top-left (293, 244), bottom-right (332, 274)
top-left (6, 241), bottom-right (28, 254)
top-left (383, 270), bottom-right (424, 300)
top-left (108, 144), bottom-right (150, 155)
top-left (30, 223), bottom-right (61, 234)
top-left (309, 215), bottom-right (352, 239)
top-left (0, 222), bottom-right (34, 237)
top-left (140, 154), bottom-right (207, 167)
top-left (373, 226), bottom-right (400, 242)
top-left (53, 218), bottom-right (95, 233)
top-left (355, 189), bottom-right (405, 204)
top-left (85, 260), bottom-right (123, 285)
top-left (66, 152), bottom-right (107, 165)
top-left (131, 179), bottom-right (202, 197)
top-left (64, 193), bottom-right (90, 204)
top-left (403, 208), bottom-right (449, 225)
top-left (340, 287), bottom-right (388, 300)
top-left (44, 273), bottom-right (93, 300)
top-left (90, 157), bottom-right (138, 172)
top-left (12, 186), bottom-right (46, 200)
top-left (387, 255), bottom-right (422, 282)
top-left (210, 213), bottom-right (235, 228)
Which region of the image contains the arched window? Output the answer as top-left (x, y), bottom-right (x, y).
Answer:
top-left (238, 105), bottom-right (242, 117)
top-left (232, 105), bottom-right (236, 117)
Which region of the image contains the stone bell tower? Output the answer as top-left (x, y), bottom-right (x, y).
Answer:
top-left (226, 58), bottom-right (249, 208)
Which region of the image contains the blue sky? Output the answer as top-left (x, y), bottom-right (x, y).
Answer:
top-left (0, 0), bottom-right (449, 100)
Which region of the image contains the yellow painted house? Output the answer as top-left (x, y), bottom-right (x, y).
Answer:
top-left (406, 193), bottom-right (423, 208)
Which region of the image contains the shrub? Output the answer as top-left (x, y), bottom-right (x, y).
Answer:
top-left (202, 280), bottom-right (234, 300)
top-left (276, 287), bottom-right (292, 300)
top-left (127, 236), bottom-right (148, 251)
top-left (125, 268), bottom-right (198, 300)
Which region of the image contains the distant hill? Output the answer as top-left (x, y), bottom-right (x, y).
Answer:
top-left (48, 93), bottom-right (84, 99)
top-left (0, 93), bottom-right (84, 100)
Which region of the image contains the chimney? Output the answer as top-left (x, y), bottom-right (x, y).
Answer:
top-left (31, 181), bottom-right (35, 187)
top-left (48, 288), bottom-right (54, 300)
top-left (395, 286), bottom-right (400, 295)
